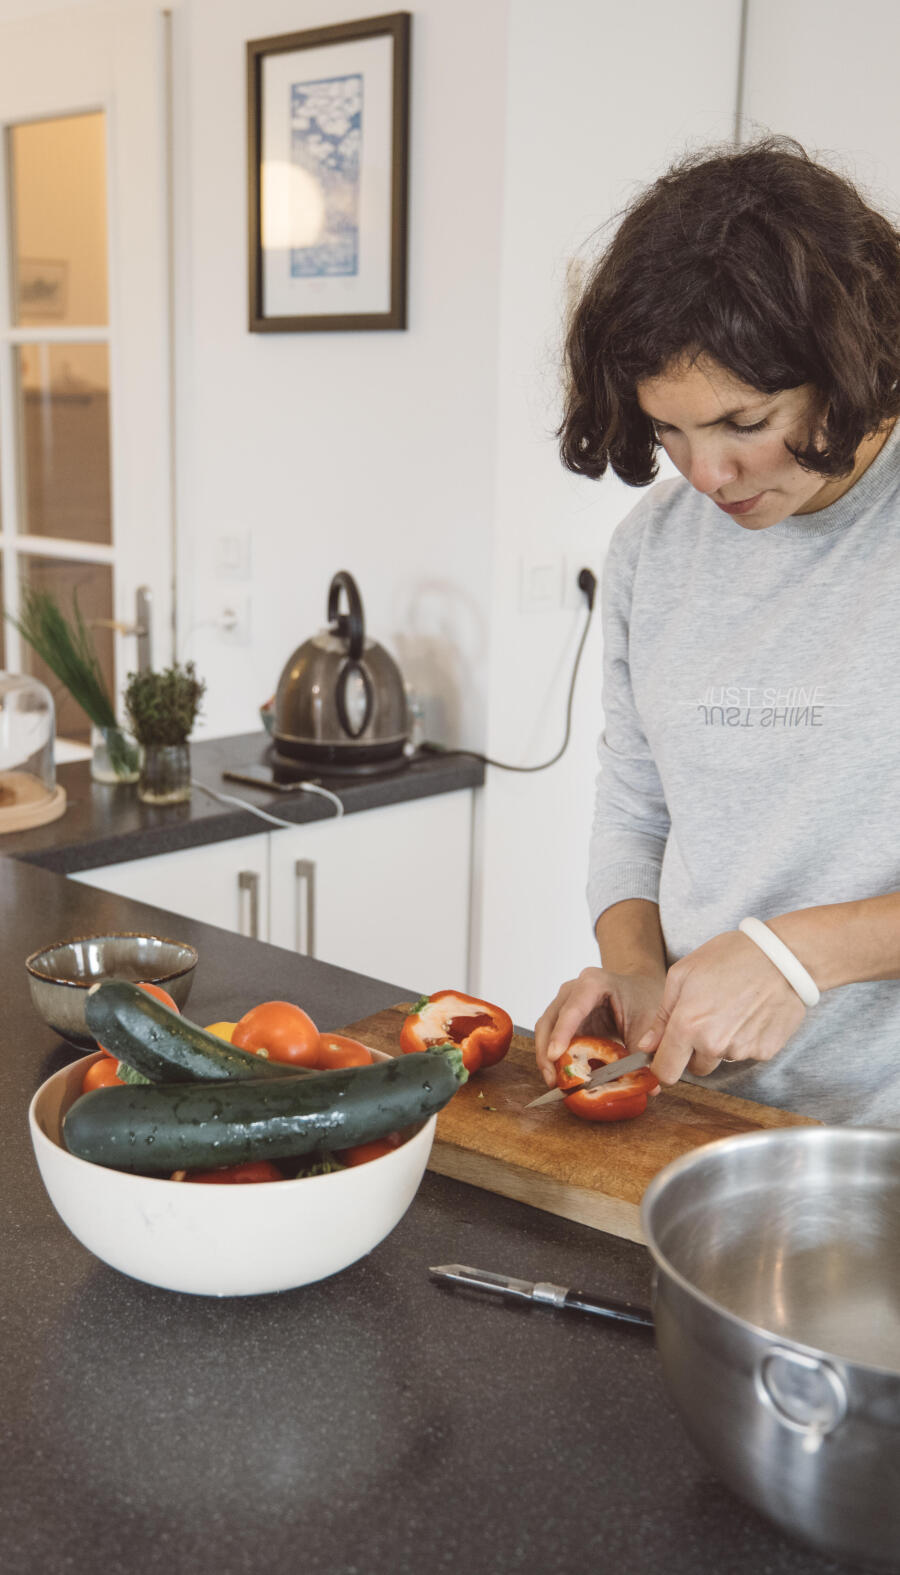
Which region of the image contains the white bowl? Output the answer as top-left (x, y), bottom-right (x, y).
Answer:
top-left (29, 1050), bottom-right (435, 1296)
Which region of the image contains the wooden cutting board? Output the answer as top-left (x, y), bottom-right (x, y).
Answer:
top-left (340, 1004), bottom-right (819, 1244)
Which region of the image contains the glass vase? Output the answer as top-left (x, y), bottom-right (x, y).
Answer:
top-left (91, 725), bottom-right (141, 785)
top-left (138, 742), bottom-right (191, 805)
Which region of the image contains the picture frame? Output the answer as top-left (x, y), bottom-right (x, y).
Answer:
top-left (247, 12), bottom-right (410, 333)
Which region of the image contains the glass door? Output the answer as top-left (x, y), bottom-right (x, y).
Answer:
top-left (0, 3), bottom-right (173, 745)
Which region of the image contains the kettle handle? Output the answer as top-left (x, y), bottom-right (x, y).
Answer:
top-left (327, 571), bottom-right (365, 660)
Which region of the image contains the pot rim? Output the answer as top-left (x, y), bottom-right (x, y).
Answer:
top-left (641, 1125), bottom-right (900, 1380)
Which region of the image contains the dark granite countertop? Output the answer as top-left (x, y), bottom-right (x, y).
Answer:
top-left (0, 857), bottom-right (862, 1575)
top-left (4, 732), bottom-right (484, 874)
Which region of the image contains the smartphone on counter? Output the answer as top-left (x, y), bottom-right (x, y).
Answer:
top-left (222, 765), bottom-right (317, 793)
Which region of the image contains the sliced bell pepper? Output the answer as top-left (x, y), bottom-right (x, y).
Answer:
top-left (400, 990), bottom-right (513, 1074)
top-left (556, 1035), bottom-right (658, 1123)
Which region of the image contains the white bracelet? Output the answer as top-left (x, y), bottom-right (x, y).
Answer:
top-left (738, 917), bottom-right (820, 1008)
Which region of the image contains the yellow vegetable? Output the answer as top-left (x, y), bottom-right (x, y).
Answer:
top-left (204, 1021), bottom-right (237, 1042)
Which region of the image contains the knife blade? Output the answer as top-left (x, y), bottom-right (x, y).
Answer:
top-left (429, 1263), bottom-right (654, 1328)
top-left (525, 1048), bottom-right (654, 1108)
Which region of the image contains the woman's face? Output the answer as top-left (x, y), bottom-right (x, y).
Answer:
top-left (636, 357), bottom-right (858, 530)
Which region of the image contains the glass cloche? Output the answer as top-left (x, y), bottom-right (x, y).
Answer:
top-left (0, 671), bottom-right (67, 833)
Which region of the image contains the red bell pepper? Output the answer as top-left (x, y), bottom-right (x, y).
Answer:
top-left (400, 990), bottom-right (513, 1074)
top-left (556, 1035), bottom-right (657, 1123)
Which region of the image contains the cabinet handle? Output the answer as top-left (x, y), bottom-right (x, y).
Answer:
top-left (294, 858), bottom-right (316, 957)
top-left (238, 869), bottom-right (260, 940)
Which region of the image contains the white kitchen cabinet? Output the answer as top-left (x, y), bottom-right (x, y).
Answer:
top-left (69, 834), bottom-right (270, 942)
top-left (67, 791), bottom-right (474, 991)
top-left (267, 793), bottom-right (472, 992)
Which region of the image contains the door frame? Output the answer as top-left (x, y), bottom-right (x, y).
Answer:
top-left (0, 1), bottom-right (174, 711)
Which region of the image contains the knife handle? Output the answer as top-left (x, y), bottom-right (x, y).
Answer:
top-left (563, 1289), bottom-right (654, 1328)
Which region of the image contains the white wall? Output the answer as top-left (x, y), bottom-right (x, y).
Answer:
top-left (741, 0), bottom-right (900, 218)
top-left (472, 0), bottom-right (741, 1022)
top-left (175, 0), bottom-right (509, 754)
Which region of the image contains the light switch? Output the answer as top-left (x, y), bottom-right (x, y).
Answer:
top-left (215, 531), bottom-right (251, 581)
top-left (519, 555), bottom-right (562, 613)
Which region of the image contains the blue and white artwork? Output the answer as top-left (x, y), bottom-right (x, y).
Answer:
top-left (289, 73), bottom-right (363, 278)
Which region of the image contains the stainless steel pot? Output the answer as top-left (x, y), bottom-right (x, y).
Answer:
top-left (641, 1127), bottom-right (900, 1568)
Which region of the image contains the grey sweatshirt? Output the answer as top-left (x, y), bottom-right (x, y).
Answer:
top-left (588, 422), bottom-right (900, 1126)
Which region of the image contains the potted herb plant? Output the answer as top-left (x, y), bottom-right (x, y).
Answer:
top-left (8, 588), bottom-right (141, 784)
top-left (124, 661), bottom-right (206, 804)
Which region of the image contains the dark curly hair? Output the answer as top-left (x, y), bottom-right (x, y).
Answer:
top-left (560, 137), bottom-right (900, 485)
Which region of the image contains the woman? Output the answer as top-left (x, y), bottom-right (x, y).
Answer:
top-left (535, 137), bottom-right (900, 1125)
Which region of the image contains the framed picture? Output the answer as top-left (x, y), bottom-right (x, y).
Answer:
top-left (247, 12), bottom-right (410, 333)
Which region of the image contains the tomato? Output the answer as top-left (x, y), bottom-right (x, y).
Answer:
top-left (136, 981), bottom-right (179, 1011)
top-left (316, 1033), bottom-right (373, 1070)
top-left (557, 1035), bottom-right (658, 1123)
top-left (81, 1057), bottom-right (126, 1093)
top-left (336, 1134), bottom-right (402, 1166)
top-left (204, 1021), bottom-right (237, 1042)
top-left (180, 1160), bottom-right (284, 1184)
top-left (231, 999), bottom-right (319, 1066)
top-left (98, 980), bottom-right (180, 1057)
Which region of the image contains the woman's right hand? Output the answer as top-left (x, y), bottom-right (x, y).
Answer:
top-left (534, 967), bottom-right (665, 1087)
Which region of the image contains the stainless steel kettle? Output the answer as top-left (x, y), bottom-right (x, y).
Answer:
top-left (273, 572), bottom-right (409, 772)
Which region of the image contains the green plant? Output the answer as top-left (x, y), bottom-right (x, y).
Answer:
top-left (7, 586), bottom-right (139, 777)
top-left (124, 661), bottom-right (206, 747)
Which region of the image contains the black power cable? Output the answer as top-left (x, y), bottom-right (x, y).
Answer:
top-left (420, 567), bottom-right (597, 774)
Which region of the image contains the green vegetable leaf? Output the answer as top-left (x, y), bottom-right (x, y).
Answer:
top-left (115, 1060), bottom-right (152, 1085)
top-left (301, 1153), bottom-right (346, 1177)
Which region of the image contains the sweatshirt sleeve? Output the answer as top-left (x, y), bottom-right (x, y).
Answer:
top-left (587, 506), bottom-right (671, 929)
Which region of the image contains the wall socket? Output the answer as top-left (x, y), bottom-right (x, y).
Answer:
top-left (215, 595), bottom-right (251, 645)
top-left (564, 559), bottom-right (599, 611)
top-left (520, 556), bottom-right (598, 613)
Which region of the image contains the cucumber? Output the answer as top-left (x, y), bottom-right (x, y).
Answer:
top-left (84, 979), bottom-right (294, 1083)
top-left (63, 1046), bottom-right (467, 1174)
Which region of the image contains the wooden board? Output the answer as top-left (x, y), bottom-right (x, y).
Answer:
top-left (0, 774), bottom-right (66, 833)
top-left (339, 1004), bottom-right (819, 1244)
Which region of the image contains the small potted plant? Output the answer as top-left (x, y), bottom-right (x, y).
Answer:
top-left (124, 661), bottom-right (206, 804)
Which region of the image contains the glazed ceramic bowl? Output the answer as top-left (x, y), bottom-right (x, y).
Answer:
top-left (28, 1049), bottom-right (434, 1296)
top-left (25, 934), bottom-right (198, 1049)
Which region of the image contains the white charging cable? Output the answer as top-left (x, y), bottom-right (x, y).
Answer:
top-left (190, 778), bottom-right (344, 825)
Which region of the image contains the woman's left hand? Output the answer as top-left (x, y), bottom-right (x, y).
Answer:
top-left (637, 930), bottom-right (808, 1083)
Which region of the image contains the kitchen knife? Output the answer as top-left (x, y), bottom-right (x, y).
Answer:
top-left (429, 1263), bottom-right (654, 1328)
top-left (525, 1048), bottom-right (654, 1108)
